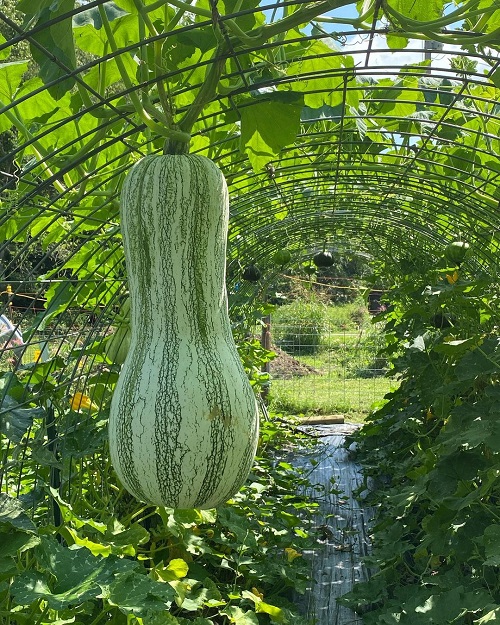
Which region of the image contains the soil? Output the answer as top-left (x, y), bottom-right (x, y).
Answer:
top-left (269, 346), bottom-right (321, 379)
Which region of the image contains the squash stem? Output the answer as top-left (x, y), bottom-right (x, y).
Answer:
top-left (131, 0), bottom-right (175, 127)
top-left (177, 45), bottom-right (228, 136)
top-left (144, 0), bottom-right (211, 18)
top-left (383, 0), bottom-right (486, 32)
top-left (98, 4), bottom-right (190, 146)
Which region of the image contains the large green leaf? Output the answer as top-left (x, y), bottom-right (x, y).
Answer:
top-left (37, 281), bottom-right (76, 330)
top-left (0, 531), bottom-right (39, 556)
top-left (405, 586), bottom-right (491, 623)
top-left (455, 337), bottom-right (500, 380)
top-left (240, 98), bottom-right (303, 172)
top-left (386, 0), bottom-right (444, 22)
top-left (0, 61), bottom-right (30, 131)
top-left (62, 418), bottom-right (109, 458)
top-left (286, 41), bottom-right (350, 108)
top-left (223, 606), bottom-right (259, 624)
top-left (10, 536), bottom-right (138, 609)
top-left (17, 0), bottom-right (65, 13)
top-left (0, 34), bottom-right (10, 60)
top-left (0, 396), bottom-right (45, 443)
top-left (107, 571), bottom-right (175, 615)
top-left (176, 577), bottom-right (222, 612)
top-left (0, 61), bottom-right (29, 101)
top-left (14, 77), bottom-right (63, 125)
top-left (72, 1), bottom-right (129, 29)
top-left (22, 0), bottom-right (77, 100)
top-left (475, 0), bottom-right (500, 33)
top-left (74, 11), bottom-right (138, 57)
top-left (386, 32), bottom-right (409, 49)
top-left (483, 525), bottom-right (500, 566)
top-left (0, 493), bottom-right (37, 533)
top-left (476, 607), bottom-right (500, 623)
top-left (145, 612), bottom-right (182, 625)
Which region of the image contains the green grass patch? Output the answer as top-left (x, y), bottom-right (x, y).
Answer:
top-left (269, 375), bottom-right (396, 423)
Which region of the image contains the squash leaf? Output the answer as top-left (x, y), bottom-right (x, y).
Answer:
top-left (10, 536), bottom-right (139, 609)
top-left (0, 493), bottom-right (38, 533)
top-left (223, 606), bottom-right (259, 624)
top-left (0, 396), bottom-right (45, 443)
top-left (240, 98), bottom-right (303, 172)
top-left (0, 61), bottom-right (30, 132)
top-left (20, 0), bottom-right (77, 100)
top-left (107, 570), bottom-right (175, 614)
top-left (385, 0), bottom-right (444, 22)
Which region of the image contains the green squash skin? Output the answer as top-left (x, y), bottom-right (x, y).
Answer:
top-left (109, 155), bottom-right (259, 509)
top-left (273, 249), bottom-right (291, 266)
top-left (444, 241), bottom-right (469, 265)
top-left (105, 323), bottom-right (131, 365)
top-left (313, 251), bottom-right (334, 268)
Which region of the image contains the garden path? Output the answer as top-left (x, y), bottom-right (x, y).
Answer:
top-left (294, 422), bottom-right (374, 625)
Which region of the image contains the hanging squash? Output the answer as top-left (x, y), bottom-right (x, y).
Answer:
top-left (313, 250), bottom-right (334, 268)
top-left (444, 241), bottom-right (469, 266)
top-left (108, 155), bottom-right (259, 509)
top-left (272, 249), bottom-right (292, 266)
top-left (242, 264), bottom-right (262, 282)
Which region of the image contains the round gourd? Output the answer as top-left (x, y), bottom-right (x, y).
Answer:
top-left (313, 250), bottom-right (334, 268)
top-left (242, 264), bottom-right (261, 282)
top-left (109, 154), bottom-right (259, 510)
top-left (272, 249), bottom-right (292, 266)
top-left (444, 241), bottom-right (469, 266)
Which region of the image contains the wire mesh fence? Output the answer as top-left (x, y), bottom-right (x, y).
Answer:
top-left (267, 320), bottom-right (394, 420)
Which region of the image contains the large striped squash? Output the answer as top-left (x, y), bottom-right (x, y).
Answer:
top-left (108, 154), bottom-right (259, 509)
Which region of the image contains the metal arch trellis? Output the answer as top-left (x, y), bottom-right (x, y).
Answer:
top-left (0, 0), bottom-right (499, 590)
top-left (0, 3), bottom-right (498, 624)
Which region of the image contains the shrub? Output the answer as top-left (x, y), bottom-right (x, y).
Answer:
top-left (272, 300), bottom-right (329, 355)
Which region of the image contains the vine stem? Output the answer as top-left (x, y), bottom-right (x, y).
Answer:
top-left (425, 27), bottom-right (500, 46)
top-left (382, 0), bottom-right (500, 45)
top-left (382, 0), bottom-right (490, 32)
top-left (315, 0), bottom-right (378, 28)
top-left (242, 0), bottom-right (356, 46)
top-left (144, 0), bottom-right (211, 18)
top-left (97, 3), bottom-right (190, 146)
top-left (168, 45), bottom-right (228, 148)
top-left (131, 0), bottom-right (175, 127)
top-left (0, 102), bottom-right (68, 193)
top-left (480, 501), bottom-right (500, 523)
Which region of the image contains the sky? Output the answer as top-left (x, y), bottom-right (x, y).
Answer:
top-left (316, 2), bottom-right (496, 80)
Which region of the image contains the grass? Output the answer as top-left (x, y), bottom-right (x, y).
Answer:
top-left (268, 299), bottom-right (395, 422)
top-left (269, 375), bottom-right (396, 423)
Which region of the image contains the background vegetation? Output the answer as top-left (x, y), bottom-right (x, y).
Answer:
top-left (340, 260), bottom-right (500, 624)
top-left (1, 0), bottom-right (500, 623)
top-left (267, 294), bottom-right (392, 419)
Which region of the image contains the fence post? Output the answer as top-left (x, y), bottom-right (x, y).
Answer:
top-left (261, 314), bottom-right (271, 402)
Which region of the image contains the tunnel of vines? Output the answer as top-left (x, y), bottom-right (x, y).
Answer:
top-left (0, 0), bottom-right (499, 623)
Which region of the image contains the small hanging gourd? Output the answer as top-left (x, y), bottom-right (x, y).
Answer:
top-left (242, 264), bottom-right (262, 282)
top-left (108, 154), bottom-right (259, 509)
top-left (313, 250), bottom-right (334, 268)
top-left (104, 298), bottom-right (131, 365)
top-left (444, 240), bottom-right (469, 266)
top-left (272, 249), bottom-right (292, 266)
